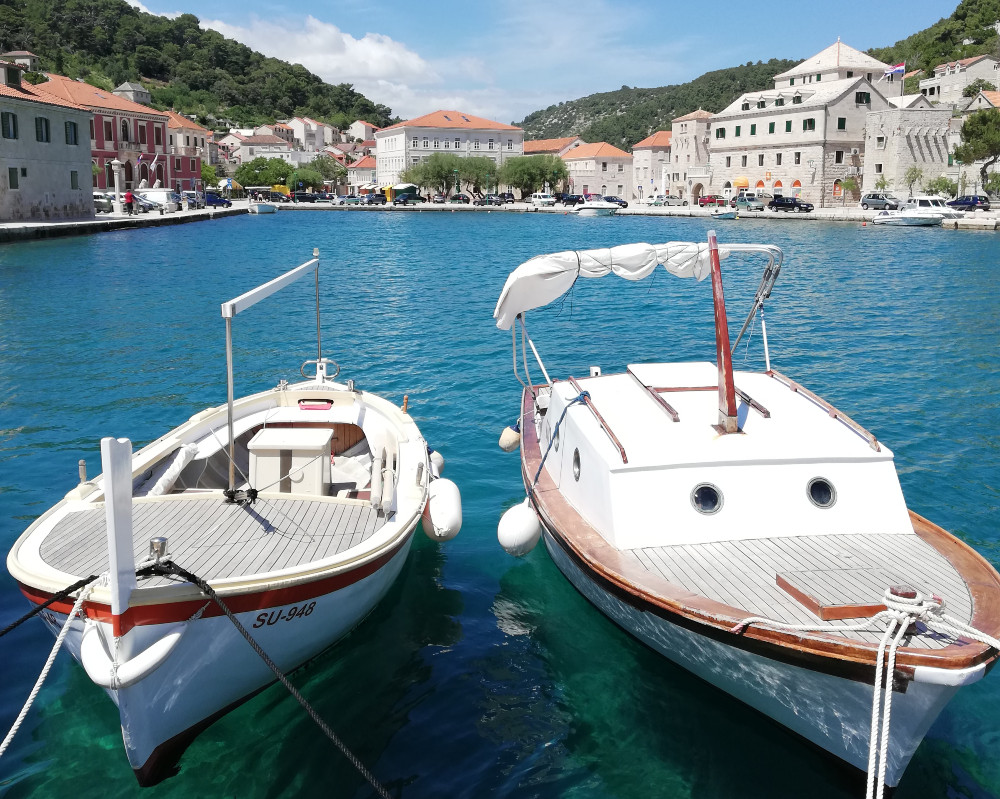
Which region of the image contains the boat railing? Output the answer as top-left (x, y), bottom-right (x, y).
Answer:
top-left (567, 376), bottom-right (628, 464)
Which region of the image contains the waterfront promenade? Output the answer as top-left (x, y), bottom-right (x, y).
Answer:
top-left (3, 198), bottom-right (999, 242)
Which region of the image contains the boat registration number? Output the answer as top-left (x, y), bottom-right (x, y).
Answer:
top-left (252, 601), bottom-right (316, 628)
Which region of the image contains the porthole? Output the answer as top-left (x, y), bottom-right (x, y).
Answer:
top-left (808, 477), bottom-right (837, 508)
top-left (573, 449), bottom-right (581, 481)
top-left (691, 483), bottom-right (723, 515)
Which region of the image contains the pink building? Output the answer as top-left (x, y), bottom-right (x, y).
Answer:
top-left (163, 109), bottom-right (208, 192)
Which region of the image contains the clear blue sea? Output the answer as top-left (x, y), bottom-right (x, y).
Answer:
top-left (0, 210), bottom-right (998, 798)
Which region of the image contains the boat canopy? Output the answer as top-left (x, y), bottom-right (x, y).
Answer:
top-left (493, 241), bottom-right (725, 330)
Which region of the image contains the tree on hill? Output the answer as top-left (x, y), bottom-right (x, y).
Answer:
top-left (954, 108), bottom-right (1000, 187)
top-left (964, 77), bottom-right (998, 97)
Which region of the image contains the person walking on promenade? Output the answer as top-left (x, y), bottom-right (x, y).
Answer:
top-left (123, 190), bottom-right (134, 216)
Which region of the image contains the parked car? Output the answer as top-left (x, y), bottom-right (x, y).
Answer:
top-left (293, 192), bottom-right (319, 203)
top-left (698, 194), bottom-right (727, 207)
top-left (181, 190), bottom-right (205, 209)
top-left (499, 192), bottom-right (516, 203)
top-left (92, 191), bottom-right (113, 213)
top-left (733, 194), bottom-right (765, 211)
top-left (138, 188), bottom-right (180, 212)
top-left (431, 193), bottom-right (447, 204)
top-left (474, 194), bottom-right (504, 206)
top-left (860, 193), bottom-right (899, 210)
top-left (133, 194), bottom-right (161, 213)
top-left (529, 192), bottom-right (556, 207)
top-left (561, 194), bottom-right (585, 207)
top-left (361, 193), bottom-right (387, 205)
top-left (338, 194), bottom-right (362, 205)
top-left (316, 191), bottom-right (336, 201)
top-left (205, 192), bottom-right (231, 208)
top-left (449, 193), bottom-right (471, 204)
top-left (946, 194), bottom-right (991, 211)
top-left (393, 192), bottom-right (425, 205)
top-left (768, 196), bottom-right (814, 213)
top-left (654, 195), bottom-right (688, 206)
top-left (603, 195), bottom-right (628, 208)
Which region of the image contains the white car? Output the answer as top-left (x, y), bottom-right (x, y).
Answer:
top-left (530, 192), bottom-right (556, 207)
top-left (651, 195), bottom-right (688, 206)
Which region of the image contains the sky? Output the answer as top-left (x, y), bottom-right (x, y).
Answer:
top-left (131, 0), bottom-right (959, 124)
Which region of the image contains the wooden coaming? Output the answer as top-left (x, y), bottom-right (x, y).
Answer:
top-left (520, 387), bottom-right (1000, 679)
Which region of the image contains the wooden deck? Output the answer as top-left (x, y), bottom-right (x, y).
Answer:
top-left (629, 533), bottom-right (973, 648)
top-left (40, 495), bottom-right (384, 586)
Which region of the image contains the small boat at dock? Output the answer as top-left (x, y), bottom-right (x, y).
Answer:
top-left (493, 232), bottom-right (1000, 793)
top-left (573, 196), bottom-right (619, 217)
top-left (6, 252), bottom-right (462, 785)
top-left (248, 200), bottom-right (277, 214)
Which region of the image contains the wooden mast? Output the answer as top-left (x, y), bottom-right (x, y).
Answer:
top-left (708, 230), bottom-right (739, 433)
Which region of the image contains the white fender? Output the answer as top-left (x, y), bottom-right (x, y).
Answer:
top-left (498, 424), bottom-right (521, 453)
top-left (370, 449), bottom-right (385, 508)
top-left (428, 449), bottom-right (445, 477)
top-left (80, 622), bottom-right (187, 690)
top-left (498, 499), bottom-right (542, 556)
top-left (421, 478), bottom-right (462, 541)
top-left (380, 465), bottom-right (395, 514)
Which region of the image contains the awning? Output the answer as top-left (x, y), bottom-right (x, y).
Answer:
top-left (359, 183), bottom-right (375, 190)
top-left (493, 242), bottom-right (726, 330)
top-left (733, 176), bottom-right (749, 189)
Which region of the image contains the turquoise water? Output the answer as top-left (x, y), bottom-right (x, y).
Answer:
top-left (0, 211), bottom-right (998, 798)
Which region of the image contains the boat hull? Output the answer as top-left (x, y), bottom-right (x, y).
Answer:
top-left (541, 526), bottom-right (958, 788)
top-left (30, 533), bottom-right (414, 784)
top-left (248, 202), bottom-right (277, 214)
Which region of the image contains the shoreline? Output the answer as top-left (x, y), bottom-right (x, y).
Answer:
top-left (2, 199), bottom-right (997, 243)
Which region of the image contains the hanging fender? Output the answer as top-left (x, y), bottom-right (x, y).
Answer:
top-left (80, 621), bottom-right (187, 690)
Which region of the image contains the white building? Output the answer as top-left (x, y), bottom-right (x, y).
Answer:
top-left (523, 136), bottom-right (584, 157)
top-left (919, 55), bottom-right (1000, 107)
top-left (669, 109), bottom-right (713, 200)
top-left (347, 155), bottom-right (376, 194)
top-left (631, 130), bottom-right (671, 200)
top-left (374, 110), bottom-right (523, 188)
top-left (348, 120), bottom-right (379, 141)
top-left (0, 61), bottom-right (94, 220)
top-left (562, 142), bottom-right (633, 198)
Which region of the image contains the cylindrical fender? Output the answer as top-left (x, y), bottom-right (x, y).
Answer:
top-left (421, 478), bottom-right (462, 541)
top-left (81, 621), bottom-right (187, 690)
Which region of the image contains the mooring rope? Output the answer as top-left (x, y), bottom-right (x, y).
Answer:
top-left (527, 391), bottom-right (589, 497)
top-left (137, 559), bottom-right (394, 799)
top-left (0, 573), bottom-right (101, 639)
top-left (733, 587), bottom-right (1000, 799)
top-left (0, 579), bottom-right (98, 759)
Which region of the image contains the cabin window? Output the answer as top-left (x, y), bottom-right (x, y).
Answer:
top-left (807, 478), bottom-right (837, 508)
top-left (691, 483), bottom-right (723, 514)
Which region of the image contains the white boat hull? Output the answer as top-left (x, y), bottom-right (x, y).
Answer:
top-left (36, 536), bottom-right (413, 779)
top-left (575, 207), bottom-right (617, 216)
top-left (871, 212), bottom-right (941, 226)
top-left (249, 202), bottom-right (277, 214)
top-left (542, 528), bottom-right (957, 788)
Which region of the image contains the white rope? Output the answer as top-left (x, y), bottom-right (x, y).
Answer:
top-left (734, 586), bottom-right (1000, 799)
top-left (0, 582), bottom-right (96, 758)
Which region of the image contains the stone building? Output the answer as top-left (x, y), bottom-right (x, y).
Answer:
top-left (561, 142), bottom-right (633, 198)
top-left (861, 107), bottom-right (953, 195)
top-left (919, 55), bottom-right (1000, 107)
top-left (631, 130), bottom-right (671, 201)
top-left (669, 110), bottom-right (712, 200)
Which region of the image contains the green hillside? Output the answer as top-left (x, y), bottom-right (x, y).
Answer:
top-left (0, 0), bottom-right (395, 129)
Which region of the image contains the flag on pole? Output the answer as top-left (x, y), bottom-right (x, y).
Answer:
top-left (879, 63), bottom-right (906, 82)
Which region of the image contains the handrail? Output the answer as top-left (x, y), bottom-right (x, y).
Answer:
top-left (728, 244), bottom-right (783, 351)
top-left (626, 368), bottom-right (680, 422)
top-left (567, 376), bottom-right (628, 463)
top-left (769, 369), bottom-right (880, 451)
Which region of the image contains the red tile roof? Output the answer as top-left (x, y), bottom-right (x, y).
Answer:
top-left (935, 55), bottom-right (994, 71)
top-left (524, 136), bottom-right (581, 154)
top-left (561, 142), bottom-right (632, 160)
top-left (632, 131), bottom-right (671, 149)
top-left (974, 90), bottom-right (1000, 107)
top-left (41, 73), bottom-right (167, 117)
top-left (163, 108), bottom-right (208, 132)
top-left (0, 76), bottom-right (88, 112)
top-left (672, 109), bottom-right (712, 122)
top-left (381, 110), bottom-right (521, 132)
top-left (351, 155), bottom-right (376, 169)
top-left (240, 134), bottom-right (290, 146)
top-left (354, 119), bottom-right (381, 130)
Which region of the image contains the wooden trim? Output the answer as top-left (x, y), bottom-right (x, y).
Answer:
top-left (776, 574), bottom-right (886, 621)
top-left (627, 368), bottom-right (680, 422)
top-left (519, 387), bottom-right (1000, 679)
top-left (709, 232), bottom-right (738, 433)
top-left (567, 376), bottom-right (628, 464)
top-left (768, 369), bottom-right (880, 451)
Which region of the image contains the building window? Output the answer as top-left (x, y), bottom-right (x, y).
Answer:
top-left (4, 67), bottom-right (18, 88)
top-left (758, 154), bottom-right (764, 166)
top-left (725, 156), bottom-right (731, 167)
top-left (488, 138), bottom-right (494, 149)
top-left (768, 122), bottom-right (775, 134)
top-left (803, 118), bottom-right (816, 131)
top-left (855, 92), bottom-right (871, 104)
top-left (776, 153), bottom-right (782, 166)
top-left (816, 73), bottom-right (822, 82)
top-left (174, 157), bottom-right (181, 170)
top-left (876, 136), bottom-right (885, 149)
top-left (65, 121), bottom-right (79, 145)
top-left (35, 116), bottom-right (50, 142)
top-left (837, 117), bottom-right (846, 130)
top-left (790, 78), bottom-right (795, 86)
top-left (715, 128), bottom-right (726, 139)
top-left (139, 124), bottom-right (147, 145)
top-left (867, 73), bottom-right (873, 82)
top-left (473, 139), bottom-right (480, 150)
top-left (742, 102), bottom-right (750, 110)
top-left (875, 163), bottom-right (883, 173)
top-left (735, 126), bottom-right (741, 137)
top-left (412, 157), bottom-right (419, 164)
top-left (443, 139), bottom-right (450, 148)
top-left (8, 166), bottom-right (18, 189)
top-left (775, 97), bottom-right (784, 107)
top-left (190, 158), bottom-right (196, 171)
top-left (423, 138), bottom-right (428, 148)
top-left (70, 170), bottom-right (79, 189)
top-left (750, 124), bottom-right (757, 135)
top-left (794, 152), bottom-right (801, 164)
top-left (601, 161), bottom-right (607, 171)
top-left (454, 138), bottom-right (460, 148)
top-left (89, 119), bottom-right (95, 140)
top-left (618, 163), bottom-right (623, 172)
top-left (1, 111), bottom-right (18, 139)
top-left (121, 120), bottom-right (129, 142)
top-left (741, 155), bottom-right (747, 167)
top-left (412, 137), bottom-right (418, 147)
top-left (847, 71), bottom-right (854, 78)
top-left (757, 100), bottom-right (766, 109)
top-left (835, 150), bottom-right (844, 164)
top-left (792, 95), bottom-right (802, 105)
top-left (508, 139), bottom-right (513, 149)
top-left (785, 120), bottom-right (792, 132)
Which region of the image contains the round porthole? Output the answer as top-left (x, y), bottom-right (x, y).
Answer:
top-left (808, 477), bottom-right (837, 508)
top-left (691, 483), bottom-right (723, 515)
top-left (573, 449), bottom-right (581, 481)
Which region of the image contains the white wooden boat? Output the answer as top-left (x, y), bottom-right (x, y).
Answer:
top-left (574, 197), bottom-right (619, 217)
top-left (494, 233), bottom-right (1000, 794)
top-left (709, 208), bottom-right (737, 220)
top-left (6, 253), bottom-right (462, 785)
top-left (248, 200), bottom-right (277, 214)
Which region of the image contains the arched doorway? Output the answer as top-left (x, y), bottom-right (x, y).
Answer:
top-left (773, 180), bottom-right (783, 195)
top-left (722, 180), bottom-right (732, 200)
top-left (691, 183), bottom-right (705, 203)
top-left (124, 160), bottom-right (133, 189)
top-left (833, 179), bottom-right (843, 201)
top-left (792, 179), bottom-right (802, 197)
top-left (155, 164), bottom-right (164, 187)
top-left (755, 180), bottom-right (766, 190)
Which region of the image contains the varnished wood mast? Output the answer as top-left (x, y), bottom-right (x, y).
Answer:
top-left (520, 387), bottom-right (1000, 682)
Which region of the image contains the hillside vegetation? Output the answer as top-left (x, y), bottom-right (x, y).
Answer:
top-left (0, 0), bottom-right (394, 129)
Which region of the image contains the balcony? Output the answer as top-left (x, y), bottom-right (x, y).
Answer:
top-left (171, 145), bottom-right (200, 157)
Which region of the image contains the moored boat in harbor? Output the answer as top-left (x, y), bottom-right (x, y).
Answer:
top-left (493, 233), bottom-right (1000, 793)
top-left (5, 252), bottom-right (462, 785)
